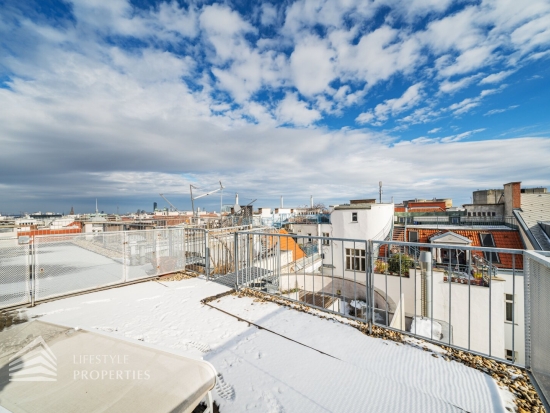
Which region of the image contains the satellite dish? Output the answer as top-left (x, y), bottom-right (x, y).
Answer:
top-left (234, 204), bottom-right (241, 213)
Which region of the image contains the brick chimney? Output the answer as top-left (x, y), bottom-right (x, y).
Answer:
top-left (503, 182), bottom-right (521, 216)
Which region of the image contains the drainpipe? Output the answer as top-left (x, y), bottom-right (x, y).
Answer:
top-left (419, 251), bottom-right (432, 317)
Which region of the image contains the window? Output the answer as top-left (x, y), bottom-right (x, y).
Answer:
top-left (322, 232), bottom-right (330, 246)
top-left (409, 231), bottom-right (418, 242)
top-left (505, 294), bottom-right (514, 322)
top-left (352, 212), bottom-right (358, 222)
top-left (506, 349), bottom-right (517, 362)
top-left (346, 248), bottom-right (366, 272)
top-left (479, 233), bottom-right (500, 263)
top-left (492, 212), bottom-right (496, 217)
top-left (468, 212), bottom-right (471, 217)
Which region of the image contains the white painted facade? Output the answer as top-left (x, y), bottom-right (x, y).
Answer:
top-left (324, 203), bottom-right (394, 283)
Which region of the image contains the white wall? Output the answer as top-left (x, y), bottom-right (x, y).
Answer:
top-left (373, 269), bottom-right (505, 358)
top-left (330, 204), bottom-right (393, 241)
top-left (499, 271), bottom-right (525, 364)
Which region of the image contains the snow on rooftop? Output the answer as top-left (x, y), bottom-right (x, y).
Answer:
top-left (16, 278), bottom-right (510, 413)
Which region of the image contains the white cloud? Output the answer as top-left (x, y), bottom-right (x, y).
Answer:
top-left (356, 83), bottom-right (423, 125)
top-left (440, 128), bottom-right (485, 143)
top-left (276, 93), bottom-right (321, 126)
top-left (260, 3), bottom-right (278, 27)
top-left (480, 70), bottom-right (515, 84)
top-left (484, 105), bottom-right (519, 116)
top-left (290, 35), bottom-right (335, 97)
top-left (1, 0), bottom-right (550, 211)
top-left (439, 74), bottom-right (479, 93)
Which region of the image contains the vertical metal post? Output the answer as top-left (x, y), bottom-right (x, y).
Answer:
top-left (368, 240), bottom-right (373, 334)
top-left (512, 253), bottom-right (516, 363)
top-left (205, 230), bottom-right (210, 280)
top-left (234, 232), bottom-right (239, 291)
top-left (524, 251), bottom-right (531, 369)
top-left (123, 230), bottom-right (128, 282)
top-left (467, 248), bottom-right (471, 351)
top-left (30, 239), bottom-right (36, 307)
top-left (487, 253), bottom-right (493, 357)
top-left (448, 248), bottom-right (452, 345)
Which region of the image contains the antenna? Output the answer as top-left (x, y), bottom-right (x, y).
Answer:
top-left (160, 194), bottom-right (179, 212)
top-left (379, 181), bottom-right (383, 203)
top-left (191, 182), bottom-right (225, 217)
top-left (219, 181), bottom-right (224, 216)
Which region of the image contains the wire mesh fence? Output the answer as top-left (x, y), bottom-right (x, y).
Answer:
top-left (0, 238), bottom-right (31, 309)
top-left (524, 250), bottom-right (550, 403)
top-left (125, 229), bottom-right (186, 282)
top-left (31, 228), bottom-right (185, 302)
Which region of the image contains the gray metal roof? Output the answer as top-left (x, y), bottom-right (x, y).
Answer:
top-left (516, 193), bottom-right (550, 251)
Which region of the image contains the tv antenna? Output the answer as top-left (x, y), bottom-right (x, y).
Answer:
top-left (190, 181), bottom-right (224, 217)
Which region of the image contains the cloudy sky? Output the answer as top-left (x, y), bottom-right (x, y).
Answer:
top-left (1, 0), bottom-right (550, 214)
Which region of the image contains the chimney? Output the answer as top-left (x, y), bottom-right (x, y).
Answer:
top-left (503, 182), bottom-right (521, 216)
top-left (310, 195), bottom-right (313, 208)
top-left (280, 196), bottom-right (283, 209)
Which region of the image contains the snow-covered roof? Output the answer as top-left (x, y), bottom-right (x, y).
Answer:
top-left (8, 278), bottom-right (512, 413)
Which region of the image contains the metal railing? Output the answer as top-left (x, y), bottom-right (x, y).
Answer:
top-left (232, 233), bottom-right (528, 367)
top-left (0, 238), bottom-right (31, 309)
top-left (399, 215), bottom-right (519, 229)
top-left (1, 226), bottom-right (549, 406)
top-left (235, 231), bottom-right (372, 322)
top-left (370, 240), bottom-right (524, 365)
top-left (0, 228), bottom-right (186, 308)
top-left (524, 250), bottom-right (550, 403)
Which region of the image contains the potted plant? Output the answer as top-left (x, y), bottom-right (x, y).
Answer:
top-left (375, 260), bottom-right (388, 273)
top-left (387, 253), bottom-right (414, 277)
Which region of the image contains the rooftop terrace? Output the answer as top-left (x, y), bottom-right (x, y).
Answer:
top-left (2, 277), bottom-right (515, 413)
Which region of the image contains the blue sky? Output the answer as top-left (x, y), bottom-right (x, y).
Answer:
top-left (1, 0), bottom-right (550, 214)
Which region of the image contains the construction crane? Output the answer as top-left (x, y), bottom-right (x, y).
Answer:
top-left (159, 193), bottom-right (179, 212)
top-left (190, 181), bottom-right (224, 217)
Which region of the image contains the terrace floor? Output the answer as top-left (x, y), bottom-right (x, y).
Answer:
top-left (5, 277), bottom-right (513, 413)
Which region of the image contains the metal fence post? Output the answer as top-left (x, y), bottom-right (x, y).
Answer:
top-left (205, 230), bottom-right (210, 280)
top-left (368, 239), bottom-right (373, 334)
top-left (234, 232), bottom-right (239, 291)
top-left (31, 238), bottom-right (36, 307)
top-left (524, 251), bottom-right (531, 370)
top-left (123, 231), bottom-right (128, 283)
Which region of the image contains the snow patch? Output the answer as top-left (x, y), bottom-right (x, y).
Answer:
top-left (410, 317), bottom-right (442, 340)
top-left (136, 295), bottom-right (162, 301)
top-left (83, 299), bottom-right (111, 304)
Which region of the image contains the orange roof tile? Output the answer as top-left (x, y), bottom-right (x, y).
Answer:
top-left (406, 228), bottom-right (523, 269)
top-left (279, 229), bottom-right (306, 260)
